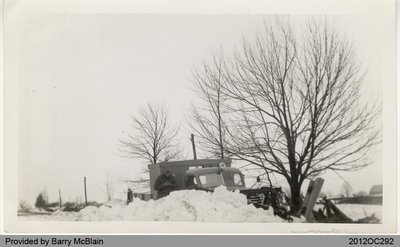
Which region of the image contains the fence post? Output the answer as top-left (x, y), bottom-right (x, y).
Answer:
top-left (59, 189), bottom-right (62, 209)
top-left (303, 178), bottom-right (324, 221)
top-left (84, 177), bottom-right (88, 206)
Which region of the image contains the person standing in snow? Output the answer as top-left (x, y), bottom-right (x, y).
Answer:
top-left (127, 188), bottom-right (133, 205)
top-left (154, 168), bottom-right (177, 199)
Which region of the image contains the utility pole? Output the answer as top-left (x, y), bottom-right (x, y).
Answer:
top-left (84, 177), bottom-right (88, 206)
top-left (190, 134), bottom-right (197, 160)
top-left (58, 189), bottom-right (62, 209)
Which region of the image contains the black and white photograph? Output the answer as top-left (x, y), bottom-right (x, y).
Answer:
top-left (3, 0), bottom-right (397, 233)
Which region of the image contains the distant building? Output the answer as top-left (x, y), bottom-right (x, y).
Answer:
top-left (369, 184), bottom-right (382, 196)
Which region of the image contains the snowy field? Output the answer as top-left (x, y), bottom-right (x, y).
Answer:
top-left (19, 187), bottom-right (302, 223)
top-left (313, 203), bottom-right (382, 222)
top-left (336, 204), bottom-right (382, 222)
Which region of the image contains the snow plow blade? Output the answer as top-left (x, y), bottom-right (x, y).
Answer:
top-left (240, 187), bottom-right (291, 220)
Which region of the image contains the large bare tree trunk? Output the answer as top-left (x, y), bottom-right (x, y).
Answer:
top-left (289, 178), bottom-right (302, 213)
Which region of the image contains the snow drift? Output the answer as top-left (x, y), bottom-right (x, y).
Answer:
top-left (51, 186), bottom-right (298, 222)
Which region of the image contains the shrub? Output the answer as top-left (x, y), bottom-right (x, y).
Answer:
top-left (35, 193), bottom-right (47, 209)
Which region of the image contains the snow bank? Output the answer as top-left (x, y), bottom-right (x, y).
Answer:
top-left (51, 187), bottom-right (297, 222)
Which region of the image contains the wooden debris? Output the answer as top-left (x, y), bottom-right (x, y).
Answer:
top-left (313, 197), bottom-right (380, 224)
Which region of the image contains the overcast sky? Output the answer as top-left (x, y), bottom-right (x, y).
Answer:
top-left (15, 14), bottom-right (383, 205)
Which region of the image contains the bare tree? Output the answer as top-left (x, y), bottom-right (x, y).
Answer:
top-left (19, 200), bottom-right (32, 212)
top-left (342, 181), bottom-right (353, 197)
top-left (119, 103), bottom-right (180, 164)
top-left (189, 53), bottom-right (229, 159)
top-left (192, 19), bottom-right (380, 212)
top-left (102, 171), bottom-right (115, 201)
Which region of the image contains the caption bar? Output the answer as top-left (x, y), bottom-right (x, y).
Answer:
top-left (5, 237), bottom-right (104, 246)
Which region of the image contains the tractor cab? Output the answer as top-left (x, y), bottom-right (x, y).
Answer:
top-left (184, 164), bottom-right (246, 191)
top-left (148, 159), bottom-right (235, 198)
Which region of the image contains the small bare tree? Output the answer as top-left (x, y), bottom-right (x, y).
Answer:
top-left (102, 171), bottom-right (115, 201)
top-left (192, 19), bottom-right (380, 212)
top-left (19, 200), bottom-right (32, 212)
top-left (119, 103), bottom-right (180, 164)
top-left (342, 181), bottom-right (353, 197)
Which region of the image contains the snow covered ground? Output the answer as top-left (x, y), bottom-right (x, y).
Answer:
top-left (336, 204), bottom-right (382, 222)
top-left (19, 187), bottom-right (381, 223)
top-left (19, 187), bottom-right (301, 223)
top-left (313, 203), bottom-right (382, 222)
